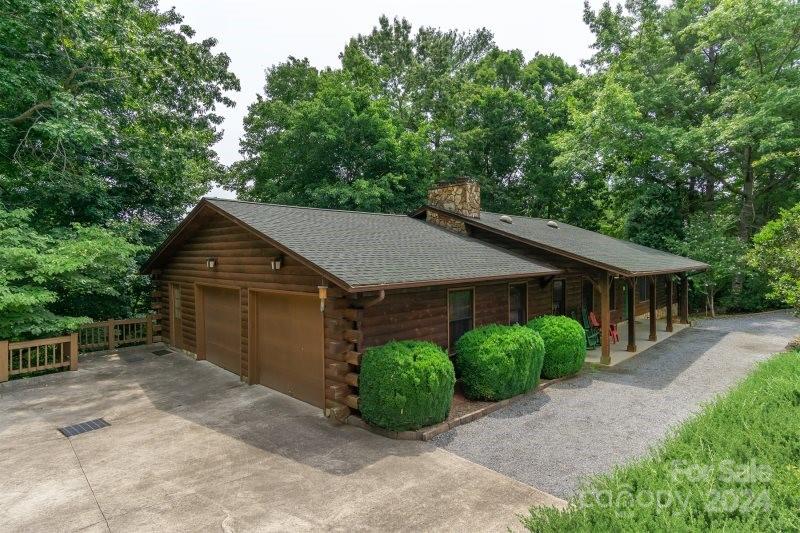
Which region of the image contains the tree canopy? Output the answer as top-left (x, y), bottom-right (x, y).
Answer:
top-left (0, 0), bottom-right (239, 337)
top-left (2, 1), bottom-right (798, 336)
top-left (1, 0), bottom-right (239, 232)
top-left (0, 207), bottom-right (144, 340)
top-left (749, 203), bottom-right (800, 311)
top-left (227, 16), bottom-right (582, 217)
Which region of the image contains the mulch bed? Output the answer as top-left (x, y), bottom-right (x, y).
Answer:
top-left (346, 375), bottom-right (569, 441)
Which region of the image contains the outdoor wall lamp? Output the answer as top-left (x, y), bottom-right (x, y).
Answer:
top-left (270, 256), bottom-right (283, 270)
top-left (318, 285), bottom-right (328, 312)
top-left (205, 257), bottom-right (217, 270)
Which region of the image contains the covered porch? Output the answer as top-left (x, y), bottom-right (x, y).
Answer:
top-left (586, 314), bottom-right (690, 366)
top-left (589, 272), bottom-right (692, 366)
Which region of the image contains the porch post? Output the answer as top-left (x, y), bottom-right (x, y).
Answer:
top-left (626, 278), bottom-right (636, 352)
top-left (679, 273), bottom-right (689, 324)
top-left (665, 274), bottom-right (674, 332)
top-left (599, 273), bottom-right (611, 365)
top-left (648, 276), bottom-right (657, 341)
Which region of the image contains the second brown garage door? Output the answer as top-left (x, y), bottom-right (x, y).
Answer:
top-left (255, 291), bottom-right (323, 407)
top-left (200, 285), bottom-right (241, 375)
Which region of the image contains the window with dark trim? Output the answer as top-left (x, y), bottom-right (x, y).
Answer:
top-left (638, 277), bottom-right (649, 301)
top-left (509, 283), bottom-right (527, 325)
top-left (448, 289), bottom-right (473, 351)
top-left (610, 279), bottom-right (617, 310)
top-left (552, 279), bottom-right (566, 315)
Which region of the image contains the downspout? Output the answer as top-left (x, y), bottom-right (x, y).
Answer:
top-left (358, 290), bottom-right (385, 309)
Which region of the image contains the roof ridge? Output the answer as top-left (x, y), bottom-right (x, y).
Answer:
top-left (205, 197), bottom-right (409, 217)
top-left (481, 210), bottom-right (562, 224)
top-left (482, 210), bottom-right (700, 254)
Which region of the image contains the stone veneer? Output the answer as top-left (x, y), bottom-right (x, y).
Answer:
top-left (426, 179), bottom-right (480, 234)
top-left (427, 179), bottom-right (480, 218)
top-left (426, 210), bottom-right (468, 234)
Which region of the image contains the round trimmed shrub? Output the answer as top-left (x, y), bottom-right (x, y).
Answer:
top-left (359, 340), bottom-right (455, 431)
top-left (455, 324), bottom-right (545, 401)
top-left (526, 315), bottom-right (586, 379)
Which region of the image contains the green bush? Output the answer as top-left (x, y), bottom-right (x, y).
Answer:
top-left (526, 315), bottom-right (586, 379)
top-left (359, 340), bottom-right (455, 431)
top-left (522, 350), bottom-right (800, 532)
top-left (455, 324), bottom-right (544, 401)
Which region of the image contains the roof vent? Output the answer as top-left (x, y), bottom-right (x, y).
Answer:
top-left (547, 220), bottom-right (559, 229)
top-left (499, 215), bottom-right (513, 224)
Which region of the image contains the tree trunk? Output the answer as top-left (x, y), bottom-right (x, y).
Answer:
top-left (704, 174), bottom-right (715, 212)
top-left (709, 290), bottom-right (716, 318)
top-left (732, 145), bottom-right (755, 296)
top-left (738, 146), bottom-right (755, 241)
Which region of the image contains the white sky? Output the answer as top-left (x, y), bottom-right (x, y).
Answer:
top-left (159, 1), bottom-right (610, 198)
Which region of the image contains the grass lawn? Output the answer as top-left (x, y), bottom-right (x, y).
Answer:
top-left (522, 350), bottom-right (800, 532)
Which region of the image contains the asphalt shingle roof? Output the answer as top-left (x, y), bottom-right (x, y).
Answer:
top-left (469, 211), bottom-right (708, 275)
top-left (206, 199), bottom-right (560, 290)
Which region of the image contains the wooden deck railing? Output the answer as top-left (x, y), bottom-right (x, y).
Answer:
top-left (1, 315), bottom-right (154, 383)
top-left (79, 316), bottom-right (153, 352)
top-left (1, 334), bottom-right (78, 382)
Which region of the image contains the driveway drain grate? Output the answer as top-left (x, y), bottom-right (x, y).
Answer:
top-left (58, 418), bottom-right (110, 438)
top-left (152, 349), bottom-right (172, 356)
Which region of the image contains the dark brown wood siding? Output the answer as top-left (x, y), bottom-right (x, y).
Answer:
top-left (529, 279), bottom-right (552, 317)
top-left (159, 211), bottom-right (324, 381)
top-left (361, 286), bottom-right (448, 349)
top-left (362, 279), bottom-right (555, 351)
top-left (475, 283), bottom-right (508, 326)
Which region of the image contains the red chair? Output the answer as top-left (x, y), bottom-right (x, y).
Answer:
top-left (589, 311), bottom-right (619, 344)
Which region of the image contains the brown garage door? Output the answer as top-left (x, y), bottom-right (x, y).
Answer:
top-left (201, 285), bottom-right (241, 375)
top-left (255, 291), bottom-right (323, 407)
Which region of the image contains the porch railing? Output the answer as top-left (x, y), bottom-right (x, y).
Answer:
top-left (1, 315), bottom-right (154, 383)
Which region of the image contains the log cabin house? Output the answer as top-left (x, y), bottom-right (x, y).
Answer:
top-left (142, 180), bottom-right (707, 421)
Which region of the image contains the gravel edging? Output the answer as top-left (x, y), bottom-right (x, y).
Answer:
top-left (432, 310), bottom-right (800, 498)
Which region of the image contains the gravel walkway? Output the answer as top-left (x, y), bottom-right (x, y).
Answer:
top-left (432, 310), bottom-right (800, 498)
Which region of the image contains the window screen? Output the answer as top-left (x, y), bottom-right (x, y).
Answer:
top-left (638, 277), bottom-right (649, 301)
top-left (509, 283), bottom-right (527, 325)
top-left (552, 280), bottom-right (566, 315)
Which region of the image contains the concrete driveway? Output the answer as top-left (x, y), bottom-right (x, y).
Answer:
top-left (433, 310), bottom-right (800, 498)
top-left (0, 348), bottom-right (562, 532)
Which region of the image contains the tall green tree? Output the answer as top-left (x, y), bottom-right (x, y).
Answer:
top-left (1, 0), bottom-right (239, 326)
top-left (562, 0), bottom-right (800, 236)
top-left (749, 203), bottom-right (800, 312)
top-left (669, 213), bottom-right (747, 317)
top-left (229, 61), bottom-right (429, 212)
top-left (0, 0), bottom-right (240, 233)
top-left (228, 17), bottom-right (580, 217)
top-left (0, 207), bottom-right (144, 340)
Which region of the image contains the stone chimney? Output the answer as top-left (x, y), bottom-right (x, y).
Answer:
top-left (427, 178), bottom-right (480, 218)
top-left (425, 178), bottom-right (480, 234)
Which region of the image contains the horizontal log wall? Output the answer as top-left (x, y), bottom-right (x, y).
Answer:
top-left (361, 278), bottom-right (575, 352)
top-left (475, 283), bottom-right (509, 326)
top-left (361, 286), bottom-right (449, 349)
top-left (530, 274), bottom-right (587, 319)
top-left (160, 211), bottom-right (324, 382)
top-left (529, 279), bottom-right (552, 317)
